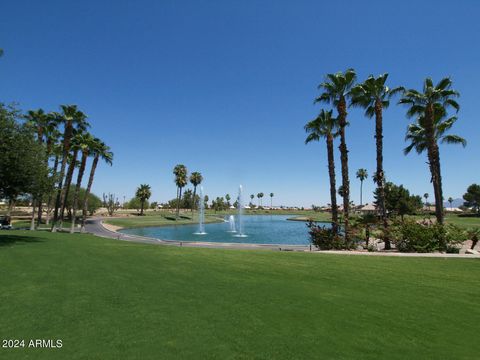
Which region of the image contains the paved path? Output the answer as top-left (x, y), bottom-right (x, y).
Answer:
top-left (84, 217), bottom-right (480, 258)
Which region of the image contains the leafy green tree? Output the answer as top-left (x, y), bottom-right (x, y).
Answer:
top-left (189, 171), bottom-right (203, 211)
top-left (136, 184), bottom-right (152, 216)
top-left (463, 184), bottom-right (480, 213)
top-left (356, 169), bottom-right (368, 207)
top-left (399, 77), bottom-right (463, 225)
top-left (0, 104), bottom-right (48, 216)
top-left (173, 164), bottom-right (188, 219)
top-left (315, 69), bottom-right (357, 244)
top-left (375, 182), bottom-right (423, 221)
top-left (225, 194), bottom-right (231, 207)
top-left (304, 109), bottom-right (339, 233)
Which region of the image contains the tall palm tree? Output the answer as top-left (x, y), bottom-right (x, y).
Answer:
top-left (250, 194), bottom-right (254, 205)
top-left (351, 74), bottom-right (402, 249)
top-left (305, 109), bottom-right (339, 234)
top-left (400, 78), bottom-right (463, 225)
top-left (189, 172), bottom-right (203, 212)
top-left (356, 169), bottom-right (368, 207)
top-left (448, 197), bottom-right (454, 210)
top-left (80, 139), bottom-right (113, 232)
top-left (136, 184), bottom-right (152, 216)
top-left (315, 69), bottom-right (357, 244)
top-left (404, 104), bottom-right (466, 218)
top-left (269, 193), bottom-right (274, 208)
top-left (423, 193), bottom-right (429, 206)
top-left (24, 109), bottom-right (49, 228)
top-left (70, 132), bottom-right (95, 233)
top-left (173, 164), bottom-right (188, 219)
top-left (51, 105), bottom-right (89, 231)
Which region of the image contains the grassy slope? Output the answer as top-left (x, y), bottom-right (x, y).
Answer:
top-left (1, 231), bottom-right (479, 359)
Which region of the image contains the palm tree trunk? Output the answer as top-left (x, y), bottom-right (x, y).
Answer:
top-left (326, 134), bottom-right (339, 234)
top-left (337, 97), bottom-right (351, 246)
top-left (80, 155), bottom-right (99, 232)
top-left (52, 121), bottom-right (73, 232)
top-left (45, 154), bottom-right (59, 225)
top-left (59, 149), bottom-right (79, 228)
top-left (30, 198), bottom-right (37, 230)
top-left (374, 100), bottom-right (390, 249)
top-left (177, 187), bottom-right (183, 218)
top-left (360, 181), bottom-right (363, 206)
top-left (70, 150), bottom-right (87, 233)
top-left (425, 104), bottom-right (444, 225)
top-left (140, 200), bottom-right (144, 215)
top-left (175, 187), bottom-right (180, 219)
top-left (192, 186), bottom-right (197, 212)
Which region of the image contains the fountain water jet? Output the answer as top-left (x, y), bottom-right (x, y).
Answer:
top-left (194, 186), bottom-right (207, 235)
top-left (234, 185), bottom-right (247, 237)
top-left (227, 215), bottom-right (236, 232)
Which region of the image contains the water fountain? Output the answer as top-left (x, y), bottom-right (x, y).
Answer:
top-left (194, 186), bottom-right (207, 235)
top-left (227, 215), bottom-right (236, 232)
top-left (234, 184), bottom-right (247, 237)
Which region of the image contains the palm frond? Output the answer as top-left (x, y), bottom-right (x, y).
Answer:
top-left (441, 134), bottom-right (467, 147)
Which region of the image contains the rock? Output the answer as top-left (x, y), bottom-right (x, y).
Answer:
top-left (465, 249), bottom-right (479, 255)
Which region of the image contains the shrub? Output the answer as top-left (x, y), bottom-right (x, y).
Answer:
top-left (307, 221), bottom-right (345, 250)
top-left (392, 220), bottom-right (466, 253)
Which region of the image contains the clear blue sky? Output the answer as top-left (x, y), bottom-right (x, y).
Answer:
top-left (1, 0), bottom-right (479, 207)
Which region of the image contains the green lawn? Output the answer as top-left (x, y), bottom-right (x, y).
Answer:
top-left (1, 231), bottom-right (479, 359)
top-left (105, 212), bottom-right (224, 228)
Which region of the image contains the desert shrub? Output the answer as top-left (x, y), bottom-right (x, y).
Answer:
top-left (392, 220), bottom-right (465, 253)
top-left (307, 221), bottom-right (345, 250)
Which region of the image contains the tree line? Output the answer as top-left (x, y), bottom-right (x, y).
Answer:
top-left (0, 103), bottom-right (112, 232)
top-left (305, 70), bottom-right (466, 248)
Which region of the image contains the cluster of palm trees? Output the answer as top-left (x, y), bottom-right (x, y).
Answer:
top-left (172, 165), bottom-right (203, 218)
top-left (247, 193), bottom-right (275, 208)
top-left (26, 105), bottom-right (113, 233)
top-left (305, 69), bottom-right (465, 248)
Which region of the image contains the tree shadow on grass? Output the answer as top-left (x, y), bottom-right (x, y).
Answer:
top-left (0, 233), bottom-right (44, 247)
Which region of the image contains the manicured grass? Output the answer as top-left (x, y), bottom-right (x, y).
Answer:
top-left (105, 212), bottom-right (224, 228)
top-left (1, 231), bottom-right (479, 359)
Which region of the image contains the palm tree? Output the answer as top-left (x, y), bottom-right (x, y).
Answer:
top-left (70, 132), bottom-right (95, 233)
top-left (189, 172), bottom-right (203, 212)
top-left (304, 109), bottom-right (339, 234)
top-left (51, 105), bottom-right (89, 231)
top-left (423, 193), bottom-right (429, 205)
top-left (403, 101), bottom-right (466, 224)
top-left (173, 164), bottom-right (188, 219)
top-left (315, 69), bottom-right (357, 244)
top-left (351, 74), bottom-right (403, 248)
top-left (356, 169), bottom-right (368, 207)
top-left (448, 197), bottom-right (454, 210)
top-left (80, 139), bottom-right (113, 232)
top-left (136, 184), bottom-right (152, 216)
top-left (24, 109), bottom-right (49, 227)
top-left (269, 193), bottom-right (274, 208)
top-left (399, 77), bottom-right (462, 225)
top-left (250, 194), bottom-right (254, 205)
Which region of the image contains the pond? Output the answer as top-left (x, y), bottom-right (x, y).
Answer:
top-left (119, 215), bottom-right (331, 245)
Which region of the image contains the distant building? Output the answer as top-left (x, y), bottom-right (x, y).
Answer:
top-left (358, 203), bottom-right (378, 215)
